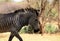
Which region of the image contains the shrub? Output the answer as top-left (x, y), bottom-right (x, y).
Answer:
top-left (45, 23), bottom-right (58, 33)
top-left (20, 25), bottom-right (34, 34)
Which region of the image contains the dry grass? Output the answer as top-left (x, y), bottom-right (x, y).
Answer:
top-left (0, 33), bottom-right (60, 41)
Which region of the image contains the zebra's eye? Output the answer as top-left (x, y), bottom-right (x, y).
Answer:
top-left (34, 19), bottom-right (39, 23)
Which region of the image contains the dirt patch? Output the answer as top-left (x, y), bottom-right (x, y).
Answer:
top-left (0, 33), bottom-right (60, 41)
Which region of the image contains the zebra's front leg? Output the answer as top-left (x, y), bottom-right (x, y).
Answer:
top-left (14, 31), bottom-right (23, 41)
top-left (8, 33), bottom-right (14, 41)
top-left (10, 30), bottom-right (23, 41)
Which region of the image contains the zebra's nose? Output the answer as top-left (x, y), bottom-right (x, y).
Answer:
top-left (34, 29), bottom-right (40, 33)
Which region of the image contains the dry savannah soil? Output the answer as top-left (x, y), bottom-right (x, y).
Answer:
top-left (0, 32), bottom-right (60, 41)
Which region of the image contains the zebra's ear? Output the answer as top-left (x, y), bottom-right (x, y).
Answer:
top-left (36, 9), bottom-right (40, 16)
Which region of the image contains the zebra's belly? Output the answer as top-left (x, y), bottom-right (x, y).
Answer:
top-left (0, 26), bottom-right (10, 33)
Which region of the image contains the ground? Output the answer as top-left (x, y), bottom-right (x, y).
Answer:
top-left (0, 32), bottom-right (60, 41)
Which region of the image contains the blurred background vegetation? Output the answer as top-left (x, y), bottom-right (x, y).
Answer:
top-left (0, 0), bottom-right (60, 34)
